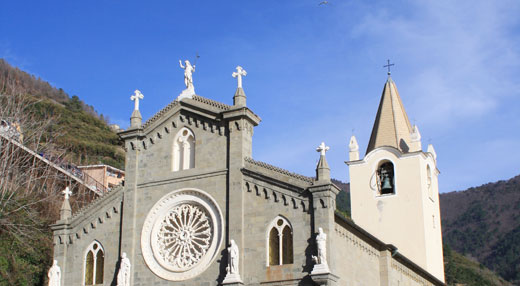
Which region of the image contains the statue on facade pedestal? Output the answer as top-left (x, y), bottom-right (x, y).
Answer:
top-left (311, 228), bottom-right (330, 274)
top-left (178, 59), bottom-right (196, 100)
top-left (117, 252), bottom-right (131, 286)
top-left (47, 260), bottom-right (61, 286)
top-left (223, 239), bottom-right (242, 284)
top-left (228, 239), bottom-right (239, 274)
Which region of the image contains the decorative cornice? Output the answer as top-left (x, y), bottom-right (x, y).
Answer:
top-left (334, 224), bottom-right (380, 259)
top-left (192, 95), bottom-right (231, 111)
top-left (142, 99), bottom-right (180, 129)
top-left (140, 95), bottom-right (231, 133)
top-left (243, 179), bottom-right (309, 212)
top-left (244, 157), bottom-right (314, 184)
top-left (70, 185), bottom-right (123, 222)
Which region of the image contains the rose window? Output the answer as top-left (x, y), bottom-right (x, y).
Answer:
top-left (156, 204), bottom-right (212, 271)
top-left (141, 189), bottom-right (223, 281)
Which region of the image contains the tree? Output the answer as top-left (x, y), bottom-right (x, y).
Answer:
top-left (0, 90), bottom-right (96, 285)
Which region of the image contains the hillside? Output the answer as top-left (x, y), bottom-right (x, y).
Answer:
top-left (441, 175), bottom-right (520, 284)
top-left (0, 58), bottom-right (124, 168)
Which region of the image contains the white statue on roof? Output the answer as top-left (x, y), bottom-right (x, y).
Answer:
top-left (179, 60), bottom-right (195, 89)
top-left (178, 60), bottom-right (196, 100)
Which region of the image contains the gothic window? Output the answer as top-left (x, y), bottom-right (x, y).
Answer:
top-left (267, 216), bottom-right (293, 266)
top-left (84, 241), bottom-right (104, 285)
top-left (377, 161), bottom-right (395, 195)
top-left (172, 127), bottom-right (195, 172)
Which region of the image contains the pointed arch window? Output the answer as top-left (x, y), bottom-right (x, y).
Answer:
top-left (267, 216), bottom-right (293, 266)
top-left (172, 127), bottom-right (195, 171)
top-left (84, 241), bottom-right (104, 285)
top-left (377, 161), bottom-right (395, 195)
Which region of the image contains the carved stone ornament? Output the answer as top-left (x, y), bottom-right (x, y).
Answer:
top-left (141, 189), bottom-right (224, 281)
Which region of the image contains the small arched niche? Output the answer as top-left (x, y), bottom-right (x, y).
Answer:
top-left (377, 160), bottom-right (395, 195)
top-left (172, 127), bottom-right (195, 172)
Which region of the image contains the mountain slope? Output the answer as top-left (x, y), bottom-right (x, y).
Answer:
top-left (0, 58), bottom-right (124, 168)
top-left (440, 175), bottom-right (520, 284)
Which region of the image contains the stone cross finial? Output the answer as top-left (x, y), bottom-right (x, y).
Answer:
top-left (62, 186), bottom-right (72, 200)
top-left (316, 142), bottom-right (330, 156)
top-left (232, 66), bottom-right (247, 88)
top-left (130, 90), bottom-right (144, 111)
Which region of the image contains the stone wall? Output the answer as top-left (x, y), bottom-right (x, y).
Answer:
top-left (52, 187), bottom-right (124, 285)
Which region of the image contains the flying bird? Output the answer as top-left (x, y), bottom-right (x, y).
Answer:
top-left (319, 1), bottom-right (329, 5)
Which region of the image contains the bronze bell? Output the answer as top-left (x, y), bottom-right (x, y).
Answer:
top-left (381, 175), bottom-right (393, 192)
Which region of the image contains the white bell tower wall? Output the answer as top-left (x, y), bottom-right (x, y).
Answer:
top-left (348, 146), bottom-right (444, 282)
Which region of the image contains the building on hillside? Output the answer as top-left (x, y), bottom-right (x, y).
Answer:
top-left (50, 65), bottom-right (445, 286)
top-left (78, 164), bottom-right (125, 191)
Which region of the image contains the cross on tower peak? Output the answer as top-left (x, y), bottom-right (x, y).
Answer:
top-left (383, 59), bottom-right (395, 75)
top-left (232, 66), bottom-right (247, 89)
top-left (316, 142), bottom-right (330, 156)
top-left (62, 186), bottom-right (72, 200)
top-left (130, 90), bottom-right (144, 111)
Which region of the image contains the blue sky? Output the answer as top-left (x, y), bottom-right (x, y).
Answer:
top-left (1, 0), bottom-right (519, 193)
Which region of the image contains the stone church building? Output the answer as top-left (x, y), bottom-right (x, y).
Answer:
top-left (51, 67), bottom-right (445, 286)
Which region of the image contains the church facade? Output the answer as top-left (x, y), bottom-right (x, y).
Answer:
top-left (51, 67), bottom-right (445, 286)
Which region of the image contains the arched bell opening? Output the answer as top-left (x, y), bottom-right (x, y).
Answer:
top-left (377, 161), bottom-right (395, 195)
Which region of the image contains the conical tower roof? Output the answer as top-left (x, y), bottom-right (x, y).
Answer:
top-left (366, 76), bottom-right (413, 154)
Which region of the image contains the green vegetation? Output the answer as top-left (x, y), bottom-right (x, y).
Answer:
top-left (333, 179), bottom-right (351, 218)
top-left (441, 175), bottom-right (520, 284)
top-left (0, 205), bottom-right (52, 286)
top-left (444, 244), bottom-right (511, 286)
top-left (1, 58), bottom-right (124, 169)
top-left (0, 59), bottom-right (124, 285)
top-left (483, 225), bottom-right (520, 283)
top-left (32, 98), bottom-right (125, 168)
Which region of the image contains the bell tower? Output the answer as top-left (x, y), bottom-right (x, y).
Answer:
top-left (347, 74), bottom-right (444, 282)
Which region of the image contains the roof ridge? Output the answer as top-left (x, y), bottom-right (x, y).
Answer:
top-left (141, 95), bottom-right (231, 130)
top-left (142, 99), bottom-right (180, 129)
top-left (192, 95), bottom-right (232, 110)
top-left (70, 185), bottom-right (123, 221)
top-left (244, 157), bottom-right (314, 184)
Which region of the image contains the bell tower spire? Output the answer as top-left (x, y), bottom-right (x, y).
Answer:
top-left (346, 73), bottom-right (445, 282)
top-left (366, 68), bottom-right (414, 154)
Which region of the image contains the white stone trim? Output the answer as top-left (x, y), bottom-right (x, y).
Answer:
top-left (265, 215), bottom-right (293, 267)
top-left (82, 240), bottom-right (104, 286)
top-left (172, 127), bottom-right (195, 172)
top-left (141, 188), bottom-right (223, 281)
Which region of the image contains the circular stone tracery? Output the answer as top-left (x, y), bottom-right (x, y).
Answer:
top-left (156, 204), bottom-right (212, 271)
top-left (141, 189), bottom-right (223, 281)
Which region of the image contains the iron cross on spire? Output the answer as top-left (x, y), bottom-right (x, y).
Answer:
top-left (384, 59), bottom-right (395, 75)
